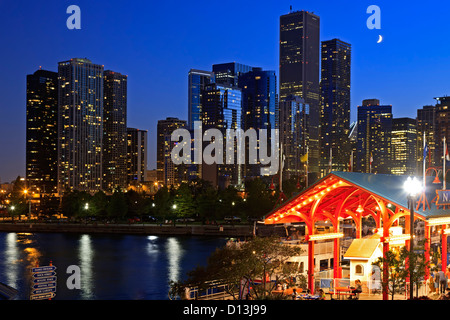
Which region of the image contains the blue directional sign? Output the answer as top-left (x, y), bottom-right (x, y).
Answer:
top-left (33, 282), bottom-right (56, 290)
top-left (30, 265), bottom-right (57, 300)
top-left (32, 266), bottom-right (56, 273)
top-left (33, 276), bottom-right (57, 284)
top-left (32, 271), bottom-right (56, 278)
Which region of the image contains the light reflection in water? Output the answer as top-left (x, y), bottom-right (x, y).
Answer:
top-left (79, 234), bottom-right (94, 299)
top-left (5, 233), bottom-right (19, 288)
top-left (165, 237), bottom-right (184, 284)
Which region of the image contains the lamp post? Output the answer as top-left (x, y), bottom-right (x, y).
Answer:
top-left (403, 176), bottom-right (422, 300)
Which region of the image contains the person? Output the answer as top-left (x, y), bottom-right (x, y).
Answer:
top-left (439, 268), bottom-right (447, 294)
top-left (434, 269), bottom-right (440, 294)
top-left (349, 279), bottom-right (362, 300)
top-left (318, 289), bottom-right (326, 300)
top-left (292, 288), bottom-right (298, 300)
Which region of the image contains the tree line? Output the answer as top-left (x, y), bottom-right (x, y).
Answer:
top-left (1, 176), bottom-right (305, 223)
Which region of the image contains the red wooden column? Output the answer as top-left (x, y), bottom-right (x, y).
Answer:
top-left (332, 219), bottom-right (340, 279)
top-left (442, 227), bottom-right (448, 272)
top-left (308, 239), bottom-right (315, 293)
top-left (424, 222), bottom-right (430, 280)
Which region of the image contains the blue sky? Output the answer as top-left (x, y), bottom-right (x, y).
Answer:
top-left (0, 0), bottom-right (449, 183)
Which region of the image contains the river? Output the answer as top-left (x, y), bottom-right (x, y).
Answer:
top-left (0, 232), bottom-right (227, 300)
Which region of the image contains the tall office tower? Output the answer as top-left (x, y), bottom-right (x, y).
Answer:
top-left (202, 83), bottom-right (242, 188)
top-left (355, 99), bottom-right (392, 174)
top-left (26, 69), bottom-right (58, 194)
top-left (103, 70), bottom-right (128, 191)
top-left (416, 105), bottom-right (436, 171)
top-left (434, 97), bottom-right (450, 169)
top-left (320, 39), bottom-right (351, 176)
top-left (239, 68), bottom-right (278, 179)
top-left (391, 118), bottom-right (417, 175)
top-left (212, 62), bottom-right (254, 86)
top-left (188, 69), bottom-right (214, 130)
top-left (279, 95), bottom-right (309, 180)
top-left (280, 10), bottom-right (320, 175)
top-left (57, 58), bottom-right (104, 193)
top-left (156, 118), bottom-right (187, 186)
top-left (127, 128), bottom-right (148, 183)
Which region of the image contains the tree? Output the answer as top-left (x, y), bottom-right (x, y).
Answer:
top-left (169, 236), bottom-right (303, 300)
top-left (373, 247), bottom-right (409, 300)
top-left (173, 183), bottom-right (195, 220)
top-left (244, 178), bottom-right (276, 220)
top-left (107, 189), bottom-right (128, 220)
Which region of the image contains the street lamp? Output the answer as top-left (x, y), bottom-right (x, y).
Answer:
top-left (403, 176), bottom-right (422, 300)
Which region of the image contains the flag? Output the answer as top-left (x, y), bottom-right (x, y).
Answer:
top-left (300, 153), bottom-right (308, 163)
top-left (423, 143), bottom-right (429, 161)
top-left (446, 143), bottom-right (450, 162)
top-left (370, 153), bottom-right (373, 164)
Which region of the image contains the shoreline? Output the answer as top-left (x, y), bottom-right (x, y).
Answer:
top-left (0, 222), bottom-right (277, 238)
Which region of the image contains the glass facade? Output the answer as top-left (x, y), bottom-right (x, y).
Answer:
top-left (320, 39), bottom-right (351, 176)
top-left (57, 58), bottom-right (104, 193)
top-left (239, 68), bottom-right (277, 178)
top-left (188, 69), bottom-right (214, 130)
top-left (103, 70), bottom-right (128, 191)
top-left (356, 99), bottom-right (392, 174)
top-left (26, 69), bottom-right (58, 194)
top-left (391, 118), bottom-right (417, 175)
top-left (280, 10), bottom-right (320, 175)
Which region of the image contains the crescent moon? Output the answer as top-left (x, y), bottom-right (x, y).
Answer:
top-left (377, 35), bottom-right (383, 43)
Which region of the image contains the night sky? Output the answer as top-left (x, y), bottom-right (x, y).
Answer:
top-left (1, 0), bottom-right (449, 183)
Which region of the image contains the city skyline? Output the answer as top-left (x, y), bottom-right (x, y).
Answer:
top-left (2, 0), bottom-right (450, 183)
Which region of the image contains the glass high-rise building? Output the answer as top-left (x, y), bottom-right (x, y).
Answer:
top-left (212, 62), bottom-right (253, 87)
top-left (238, 68), bottom-right (278, 178)
top-left (103, 70), bottom-right (128, 191)
top-left (416, 105), bottom-right (436, 170)
top-left (320, 39), bottom-right (351, 176)
top-left (127, 128), bottom-right (148, 184)
top-left (202, 83), bottom-right (242, 188)
top-left (356, 99), bottom-right (392, 174)
top-left (391, 118), bottom-right (417, 175)
top-left (26, 69), bottom-right (58, 194)
top-left (156, 117), bottom-right (187, 186)
top-left (434, 96), bottom-right (450, 169)
top-left (279, 95), bottom-right (309, 180)
top-left (188, 69), bottom-right (214, 130)
top-left (279, 10), bottom-right (320, 175)
top-left (57, 58), bottom-right (104, 193)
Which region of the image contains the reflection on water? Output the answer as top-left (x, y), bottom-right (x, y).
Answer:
top-left (166, 237), bottom-right (184, 284)
top-left (0, 232), bottom-right (226, 300)
top-left (79, 234), bottom-right (94, 299)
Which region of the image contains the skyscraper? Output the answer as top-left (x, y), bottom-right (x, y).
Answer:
top-left (320, 39), bottom-right (351, 176)
top-left (212, 62), bottom-right (253, 87)
top-left (188, 69), bottom-right (214, 130)
top-left (157, 117), bottom-right (187, 186)
top-left (416, 105), bottom-right (436, 170)
top-left (103, 70), bottom-right (128, 191)
top-left (279, 95), bottom-right (309, 180)
top-left (279, 10), bottom-right (320, 175)
top-left (356, 99), bottom-right (392, 174)
top-left (57, 58), bottom-right (104, 193)
top-left (26, 69), bottom-right (58, 194)
top-left (202, 83), bottom-right (242, 188)
top-left (238, 68), bottom-right (278, 179)
top-left (434, 96), bottom-right (450, 168)
top-left (391, 118), bottom-right (417, 175)
top-left (127, 128), bottom-right (148, 184)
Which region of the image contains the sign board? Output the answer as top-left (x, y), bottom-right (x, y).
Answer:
top-left (30, 292), bottom-right (55, 300)
top-left (436, 190), bottom-right (450, 206)
top-left (30, 264), bottom-right (57, 300)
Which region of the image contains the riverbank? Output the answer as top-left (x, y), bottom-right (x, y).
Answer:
top-left (0, 222), bottom-right (279, 237)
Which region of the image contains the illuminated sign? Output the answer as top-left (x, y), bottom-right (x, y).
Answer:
top-left (436, 190), bottom-right (450, 206)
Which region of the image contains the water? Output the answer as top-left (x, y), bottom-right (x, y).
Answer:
top-left (0, 232), bottom-right (227, 300)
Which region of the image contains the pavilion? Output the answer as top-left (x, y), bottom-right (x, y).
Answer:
top-left (263, 171), bottom-right (450, 300)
